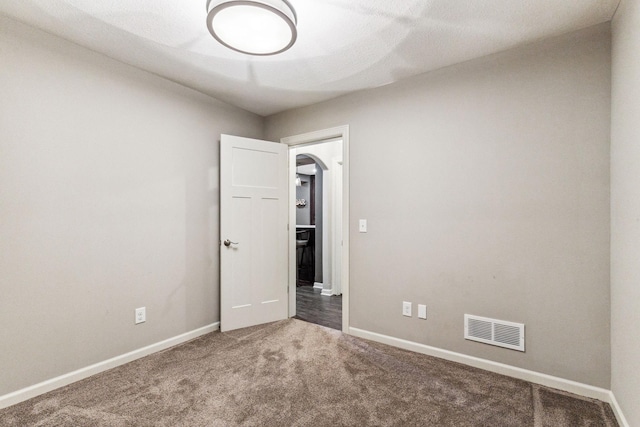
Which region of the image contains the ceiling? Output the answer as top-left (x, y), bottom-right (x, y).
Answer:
top-left (0, 0), bottom-right (619, 116)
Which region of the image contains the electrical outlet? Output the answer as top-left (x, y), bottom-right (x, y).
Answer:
top-left (418, 304), bottom-right (427, 319)
top-left (135, 307), bottom-right (146, 324)
top-left (402, 301), bottom-right (412, 317)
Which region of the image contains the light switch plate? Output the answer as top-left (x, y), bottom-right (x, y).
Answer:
top-left (359, 219), bottom-right (367, 233)
top-left (418, 304), bottom-right (427, 319)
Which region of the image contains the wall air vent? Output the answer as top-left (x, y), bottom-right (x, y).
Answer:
top-left (464, 314), bottom-right (525, 352)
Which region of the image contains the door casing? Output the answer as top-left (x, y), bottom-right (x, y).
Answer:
top-left (281, 126), bottom-right (350, 333)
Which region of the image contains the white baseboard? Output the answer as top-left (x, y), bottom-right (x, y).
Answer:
top-left (0, 322), bottom-right (219, 410)
top-left (2, 322), bottom-right (629, 426)
top-left (608, 390), bottom-right (630, 427)
top-left (348, 327), bottom-right (612, 402)
top-left (313, 282), bottom-right (323, 290)
top-left (321, 288), bottom-right (333, 296)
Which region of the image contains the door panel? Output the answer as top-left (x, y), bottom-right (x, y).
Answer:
top-left (232, 147), bottom-right (280, 188)
top-left (220, 135), bottom-right (288, 332)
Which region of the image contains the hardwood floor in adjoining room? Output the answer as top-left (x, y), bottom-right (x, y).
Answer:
top-left (294, 285), bottom-right (342, 330)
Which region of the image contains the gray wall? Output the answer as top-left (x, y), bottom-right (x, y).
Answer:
top-left (266, 24), bottom-right (612, 388)
top-left (0, 16), bottom-right (263, 395)
top-left (295, 174), bottom-right (311, 225)
top-left (611, 0), bottom-right (640, 424)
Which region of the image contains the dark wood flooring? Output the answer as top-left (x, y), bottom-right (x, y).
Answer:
top-left (294, 285), bottom-right (342, 331)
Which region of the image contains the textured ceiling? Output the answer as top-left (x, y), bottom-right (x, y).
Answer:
top-left (0, 0), bottom-right (619, 116)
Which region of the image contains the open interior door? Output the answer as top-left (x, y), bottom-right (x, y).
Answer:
top-left (220, 135), bottom-right (288, 332)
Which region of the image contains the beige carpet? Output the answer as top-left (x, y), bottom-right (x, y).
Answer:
top-left (0, 319), bottom-right (618, 426)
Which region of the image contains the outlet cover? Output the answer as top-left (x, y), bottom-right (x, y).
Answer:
top-left (402, 301), bottom-right (412, 317)
top-left (418, 304), bottom-right (427, 319)
top-left (135, 307), bottom-right (146, 324)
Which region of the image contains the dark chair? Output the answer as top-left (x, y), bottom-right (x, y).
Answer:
top-left (296, 229), bottom-right (314, 285)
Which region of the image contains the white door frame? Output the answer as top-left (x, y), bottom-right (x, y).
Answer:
top-left (331, 158), bottom-right (343, 296)
top-left (281, 126), bottom-right (350, 334)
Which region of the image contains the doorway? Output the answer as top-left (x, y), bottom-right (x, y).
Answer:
top-left (293, 153), bottom-right (342, 330)
top-left (282, 126), bottom-right (350, 333)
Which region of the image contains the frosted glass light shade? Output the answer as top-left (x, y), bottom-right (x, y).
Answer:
top-left (207, 0), bottom-right (297, 56)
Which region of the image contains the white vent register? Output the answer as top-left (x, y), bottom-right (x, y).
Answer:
top-left (464, 314), bottom-right (525, 352)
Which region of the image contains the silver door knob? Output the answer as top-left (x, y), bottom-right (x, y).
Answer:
top-left (223, 239), bottom-right (238, 247)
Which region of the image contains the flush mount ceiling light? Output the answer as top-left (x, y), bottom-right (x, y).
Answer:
top-left (206, 0), bottom-right (297, 56)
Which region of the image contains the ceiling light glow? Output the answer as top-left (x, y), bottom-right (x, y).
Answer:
top-left (206, 0), bottom-right (297, 56)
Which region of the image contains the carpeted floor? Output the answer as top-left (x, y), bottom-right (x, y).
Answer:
top-left (0, 319), bottom-right (618, 426)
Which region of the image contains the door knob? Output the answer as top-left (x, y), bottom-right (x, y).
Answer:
top-left (223, 239), bottom-right (238, 247)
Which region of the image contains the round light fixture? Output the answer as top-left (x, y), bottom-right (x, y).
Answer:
top-left (206, 0), bottom-right (297, 56)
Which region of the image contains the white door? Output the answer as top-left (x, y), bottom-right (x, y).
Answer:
top-left (220, 134), bottom-right (288, 332)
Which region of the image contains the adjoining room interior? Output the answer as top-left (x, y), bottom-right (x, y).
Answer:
top-left (0, 0), bottom-right (638, 425)
top-left (293, 150), bottom-right (343, 331)
top-left (294, 155), bottom-right (318, 288)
